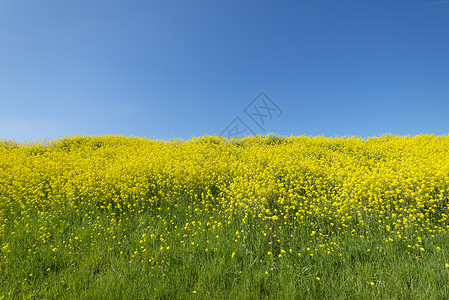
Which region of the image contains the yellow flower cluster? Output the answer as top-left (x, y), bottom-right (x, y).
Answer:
top-left (0, 134), bottom-right (448, 255)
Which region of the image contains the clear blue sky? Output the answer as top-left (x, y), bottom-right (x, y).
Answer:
top-left (1, 0), bottom-right (448, 142)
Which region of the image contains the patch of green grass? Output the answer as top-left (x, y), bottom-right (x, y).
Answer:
top-left (2, 197), bottom-right (449, 299)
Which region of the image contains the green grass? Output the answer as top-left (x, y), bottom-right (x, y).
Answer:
top-left (2, 196), bottom-right (449, 299)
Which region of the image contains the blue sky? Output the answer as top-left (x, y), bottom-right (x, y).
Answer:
top-left (1, 0), bottom-right (448, 142)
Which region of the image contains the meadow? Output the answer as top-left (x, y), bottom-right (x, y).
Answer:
top-left (1, 134), bottom-right (449, 299)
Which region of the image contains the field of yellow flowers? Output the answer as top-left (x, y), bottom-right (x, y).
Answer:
top-left (1, 134), bottom-right (449, 299)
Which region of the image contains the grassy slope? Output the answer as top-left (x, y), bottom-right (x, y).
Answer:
top-left (1, 135), bottom-right (449, 299)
